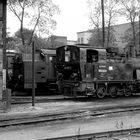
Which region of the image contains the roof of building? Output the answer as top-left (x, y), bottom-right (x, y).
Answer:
top-left (77, 29), bottom-right (93, 34)
top-left (77, 21), bottom-right (139, 34)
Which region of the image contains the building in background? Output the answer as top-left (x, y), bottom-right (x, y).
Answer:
top-left (77, 22), bottom-right (139, 55)
top-left (77, 30), bottom-right (92, 44)
top-left (47, 35), bottom-right (67, 48)
top-left (67, 40), bottom-right (77, 45)
top-left (47, 35), bottom-right (77, 47)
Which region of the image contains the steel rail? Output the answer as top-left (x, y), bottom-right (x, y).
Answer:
top-left (0, 103), bottom-right (140, 128)
top-left (41, 128), bottom-right (140, 140)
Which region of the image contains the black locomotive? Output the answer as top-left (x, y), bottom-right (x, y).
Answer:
top-left (7, 49), bottom-right (58, 95)
top-left (55, 45), bottom-right (140, 98)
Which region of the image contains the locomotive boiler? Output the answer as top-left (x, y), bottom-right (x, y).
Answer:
top-left (56, 45), bottom-right (140, 98)
top-left (7, 49), bottom-right (58, 95)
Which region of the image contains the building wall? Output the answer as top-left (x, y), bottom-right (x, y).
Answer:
top-left (67, 40), bottom-right (77, 45)
top-left (77, 22), bottom-right (138, 53)
top-left (113, 22), bottom-right (134, 52)
top-left (48, 35), bottom-right (78, 47)
top-left (77, 31), bottom-right (92, 44)
top-left (55, 36), bottom-right (67, 45)
top-left (48, 35), bottom-right (67, 48)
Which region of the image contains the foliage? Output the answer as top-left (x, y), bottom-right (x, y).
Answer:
top-left (118, 0), bottom-right (140, 21)
top-left (46, 35), bottom-right (66, 48)
top-left (87, 0), bottom-right (119, 47)
top-left (6, 27), bottom-right (66, 53)
top-left (6, 28), bottom-right (51, 52)
top-left (104, 0), bottom-right (120, 25)
top-left (87, 0), bottom-right (102, 46)
top-left (6, 37), bottom-right (17, 49)
top-left (8, 0), bottom-right (60, 46)
top-left (88, 27), bottom-right (117, 47)
top-left (87, 0), bottom-right (102, 29)
top-left (118, 0), bottom-right (140, 57)
top-left (14, 28), bottom-right (39, 44)
top-left (121, 23), bottom-right (139, 44)
top-left (88, 29), bottom-right (102, 46)
top-left (34, 37), bottom-right (49, 50)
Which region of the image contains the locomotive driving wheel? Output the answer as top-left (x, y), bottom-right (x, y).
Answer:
top-left (109, 86), bottom-right (118, 98)
top-left (63, 87), bottom-right (69, 96)
top-left (96, 86), bottom-right (106, 98)
top-left (124, 88), bottom-right (131, 97)
top-left (63, 86), bottom-right (73, 96)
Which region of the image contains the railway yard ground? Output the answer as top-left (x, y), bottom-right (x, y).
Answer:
top-left (1, 95), bottom-right (140, 139)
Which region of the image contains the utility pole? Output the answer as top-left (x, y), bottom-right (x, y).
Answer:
top-left (0, 0), bottom-right (10, 110)
top-left (101, 0), bottom-right (105, 48)
top-left (139, 15), bottom-right (140, 55)
top-left (32, 41), bottom-right (35, 107)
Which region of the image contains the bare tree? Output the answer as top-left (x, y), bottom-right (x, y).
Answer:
top-left (105, 0), bottom-right (119, 47)
top-left (87, 0), bottom-right (102, 46)
top-left (8, 0), bottom-right (60, 46)
top-left (118, 0), bottom-right (140, 57)
top-left (87, 0), bottom-right (119, 47)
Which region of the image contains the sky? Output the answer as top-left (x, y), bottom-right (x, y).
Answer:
top-left (7, 0), bottom-right (129, 41)
top-left (52, 0), bottom-right (90, 40)
top-left (7, 0), bottom-right (90, 41)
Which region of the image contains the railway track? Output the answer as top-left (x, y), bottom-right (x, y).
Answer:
top-left (1, 106), bottom-right (140, 140)
top-left (45, 128), bottom-right (140, 140)
top-left (1, 102), bottom-right (140, 128)
top-left (1, 96), bottom-right (140, 139)
top-left (11, 93), bottom-right (140, 104)
top-left (11, 95), bottom-right (66, 104)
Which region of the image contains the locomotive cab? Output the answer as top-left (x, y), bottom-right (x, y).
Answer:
top-left (56, 45), bottom-right (109, 96)
top-left (80, 48), bottom-right (106, 81)
top-left (56, 45), bottom-right (81, 82)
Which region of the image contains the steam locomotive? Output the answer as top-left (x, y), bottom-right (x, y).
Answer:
top-left (7, 49), bottom-right (58, 95)
top-left (55, 45), bottom-right (140, 98)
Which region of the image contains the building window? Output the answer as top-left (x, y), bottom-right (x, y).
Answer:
top-left (78, 38), bottom-right (80, 44)
top-left (81, 38), bottom-right (83, 44)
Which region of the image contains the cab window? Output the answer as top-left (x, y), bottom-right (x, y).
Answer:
top-left (87, 50), bottom-right (98, 63)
